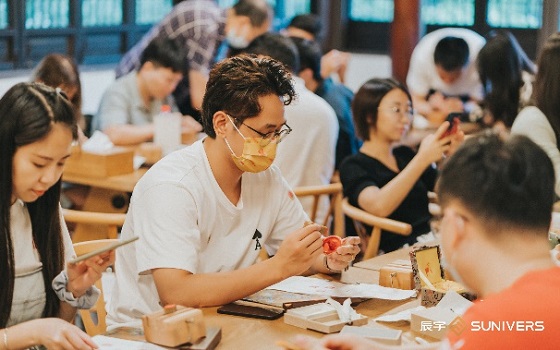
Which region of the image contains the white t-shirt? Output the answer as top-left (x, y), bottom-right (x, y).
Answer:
top-left (107, 139), bottom-right (308, 327)
top-left (406, 28), bottom-right (485, 100)
top-left (8, 200), bottom-right (74, 327)
top-left (511, 106), bottom-right (560, 197)
top-left (274, 77), bottom-right (339, 223)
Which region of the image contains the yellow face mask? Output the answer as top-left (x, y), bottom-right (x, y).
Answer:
top-left (225, 117), bottom-right (278, 173)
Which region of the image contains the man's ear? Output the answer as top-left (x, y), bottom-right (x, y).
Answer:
top-left (446, 208), bottom-right (467, 250)
top-left (213, 111), bottom-right (228, 138)
top-left (141, 61), bottom-right (155, 72)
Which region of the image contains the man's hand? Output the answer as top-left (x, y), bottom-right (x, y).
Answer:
top-left (273, 224), bottom-right (323, 277)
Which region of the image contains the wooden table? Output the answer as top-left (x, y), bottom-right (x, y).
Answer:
top-left (107, 246), bottom-right (436, 349)
top-left (62, 168), bottom-right (148, 242)
top-left (63, 167), bottom-right (148, 194)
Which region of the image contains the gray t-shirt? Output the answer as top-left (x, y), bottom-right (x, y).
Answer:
top-left (92, 71), bottom-right (178, 132)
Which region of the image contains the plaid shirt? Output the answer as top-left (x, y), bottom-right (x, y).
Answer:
top-left (116, 0), bottom-right (226, 77)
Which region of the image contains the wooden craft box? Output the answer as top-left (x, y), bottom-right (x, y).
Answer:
top-left (142, 305), bottom-right (206, 348)
top-left (379, 259), bottom-right (414, 290)
top-left (284, 303), bottom-right (368, 334)
top-left (65, 145), bottom-right (134, 178)
top-left (409, 245), bottom-right (475, 306)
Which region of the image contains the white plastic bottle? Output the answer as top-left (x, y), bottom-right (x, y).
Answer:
top-left (153, 104), bottom-right (181, 156)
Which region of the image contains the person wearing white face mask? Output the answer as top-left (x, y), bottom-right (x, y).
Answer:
top-left (289, 132), bottom-right (560, 350)
top-left (115, 0), bottom-right (272, 122)
top-left (106, 55), bottom-right (361, 329)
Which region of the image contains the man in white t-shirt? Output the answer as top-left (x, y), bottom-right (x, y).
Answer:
top-left (241, 33), bottom-right (339, 224)
top-left (406, 28), bottom-right (485, 123)
top-left (106, 55), bottom-right (360, 328)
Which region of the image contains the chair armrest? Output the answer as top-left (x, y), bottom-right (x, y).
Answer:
top-left (62, 209), bottom-right (126, 226)
top-left (293, 182), bottom-right (342, 197)
top-left (341, 198), bottom-right (412, 236)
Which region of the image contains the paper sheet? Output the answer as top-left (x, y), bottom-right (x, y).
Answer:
top-left (375, 306), bottom-right (426, 323)
top-left (266, 276), bottom-right (417, 300)
top-left (92, 335), bottom-right (164, 349)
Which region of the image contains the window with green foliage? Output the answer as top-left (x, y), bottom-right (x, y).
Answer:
top-left (422, 0), bottom-right (474, 26)
top-left (82, 0), bottom-right (122, 27)
top-left (25, 0), bottom-right (69, 29)
top-left (0, 0), bottom-right (7, 29)
top-left (24, 0), bottom-right (174, 29)
top-left (349, 0), bottom-right (474, 26)
top-left (487, 0), bottom-right (542, 28)
top-left (136, 0), bottom-right (173, 25)
top-left (349, 0), bottom-right (393, 22)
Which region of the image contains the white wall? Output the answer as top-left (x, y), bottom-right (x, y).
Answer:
top-left (0, 53), bottom-right (392, 116)
top-left (344, 53), bottom-right (393, 92)
top-left (0, 67), bottom-right (116, 116)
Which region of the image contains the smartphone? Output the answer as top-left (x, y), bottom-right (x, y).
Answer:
top-left (441, 113), bottom-right (461, 138)
top-left (69, 236), bottom-right (139, 264)
top-left (217, 302), bottom-right (284, 320)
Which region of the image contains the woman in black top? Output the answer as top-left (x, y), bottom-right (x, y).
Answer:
top-left (340, 78), bottom-right (463, 253)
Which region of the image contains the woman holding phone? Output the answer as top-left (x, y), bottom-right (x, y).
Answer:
top-left (0, 82), bottom-right (115, 349)
top-left (340, 78), bottom-right (463, 253)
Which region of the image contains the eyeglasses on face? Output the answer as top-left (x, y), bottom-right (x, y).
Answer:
top-left (228, 114), bottom-right (292, 144)
top-left (377, 106), bottom-right (415, 118)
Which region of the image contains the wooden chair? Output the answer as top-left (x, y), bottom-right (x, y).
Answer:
top-left (341, 198), bottom-right (412, 260)
top-left (62, 208), bottom-right (126, 242)
top-left (72, 239), bottom-right (118, 336)
top-left (293, 182), bottom-right (344, 237)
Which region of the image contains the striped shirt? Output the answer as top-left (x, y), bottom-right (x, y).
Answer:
top-left (116, 0), bottom-right (226, 77)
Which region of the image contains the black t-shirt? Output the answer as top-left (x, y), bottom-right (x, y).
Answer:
top-left (340, 146), bottom-right (437, 253)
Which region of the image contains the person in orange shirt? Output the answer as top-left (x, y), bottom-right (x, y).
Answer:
top-left (290, 132), bottom-right (560, 350)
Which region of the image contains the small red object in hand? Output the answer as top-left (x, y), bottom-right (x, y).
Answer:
top-left (441, 116), bottom-right (460, 138)
top-left (323, 236), bottom-right (342, 255)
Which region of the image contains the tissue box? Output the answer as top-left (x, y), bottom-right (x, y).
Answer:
top-left (284, 303), bottom-right (368, 333)
top-left (379, 259), bottom-right (414, 290)
top-left (409, 245), bottom-right (475, 306)
top-left (65, 145), bottom-right (134, 178)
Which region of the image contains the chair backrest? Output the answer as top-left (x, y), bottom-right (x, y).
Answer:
top-left (341, 198), bottom-right (412, 260)
top-left (257, 182), bottom-right (344, 261)
top-left (62, 208), bottom-right (126, 242)
top-left (293, 182), bottom-right (344, 237)
top-left (73, 239), bottom-right (118, 336)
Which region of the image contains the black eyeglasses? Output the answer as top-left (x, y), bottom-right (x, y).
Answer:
top-left (377, 106), bottom-right (415, 119)
top-left (228, 115), bottom-right (292, 145)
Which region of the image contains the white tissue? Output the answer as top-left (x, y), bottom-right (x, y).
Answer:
top-left (82, 131), bottom-right (114, 153)
top-left (325, 297), bottom-right (357, 323)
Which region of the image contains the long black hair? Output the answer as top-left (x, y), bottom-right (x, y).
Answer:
top-left (533, 32), bottom-right (560, 148)
top-left (0, 82), bottom-right (77, 327)
top-left (477, 30), bottom-right (536, 127)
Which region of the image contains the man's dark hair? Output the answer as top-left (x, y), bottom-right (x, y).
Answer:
top-left (290, 37), bottom-right (323, 82)
top-left (140, 37), bottom-right (186, 74)
top-left (233, 0), bottom-right (272, 27)
top-left (434, 36), bottom-right (470, 71)
top-left (438, 132), bottom-right (554, 234)
top-left (201, 54), bottom-right (295, 138)
top-left (288, 14), bottom-right (322, 39)
top-left (242, 32), bottom-right (300, 73)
